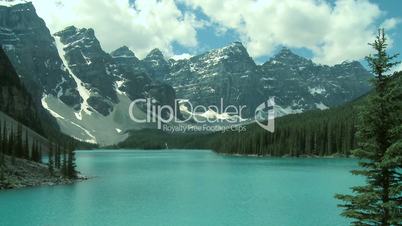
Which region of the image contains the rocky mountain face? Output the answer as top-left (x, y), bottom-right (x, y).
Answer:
top-left (0, 47), bottom-right (43, 134)
top-left (0, 2), bottom-right (372, 145)
top-left (54, 25), bottom-right (179, 117)
top-left (142, 48), bottom-right (171, 81)
top-left (0, 2), bottom-right (81, 108)
top-left (164, 42), bottom-right (262, 116)
top-left (110, 46), bottom-right (178, 116)
top-left (54, 26), bottom-right (118, 116)
top-left (145, 45), bottom-right (371, 116)
top-left (0, 2), bottom-right (179, 145)
top-left (258, 48), bottom-right (372, 113)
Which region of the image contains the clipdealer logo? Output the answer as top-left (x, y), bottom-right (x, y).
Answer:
top-left (128, 98), bottom-right (275, 133)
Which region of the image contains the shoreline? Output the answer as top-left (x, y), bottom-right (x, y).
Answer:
top-left (0, 155), bottom-right (88, 191)
top-left (221, 153), bottom-right (354, 158)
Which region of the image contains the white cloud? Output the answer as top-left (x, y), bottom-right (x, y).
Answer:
top-left (382, 18), bottom-right (402, 30)
top-left (31, 0), bottom-right (199, 58)
top-left (182, 0), bottom-right (396, 65)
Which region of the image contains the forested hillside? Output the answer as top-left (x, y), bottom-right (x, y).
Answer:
top-left (0, 48), bottom-right (43, 134)
top-left (117, 98), bottom-right (361, 156)
top-left (118, 71), bottom-right (402, 156)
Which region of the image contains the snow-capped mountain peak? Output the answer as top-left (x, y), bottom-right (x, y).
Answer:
top-left (0, 0), bottom-right (29, 7)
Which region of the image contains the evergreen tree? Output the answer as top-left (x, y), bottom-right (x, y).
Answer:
top-left (0, 120), bottom-right (2, 156)
top-left (62, 146), bottom-right (68, 177)
top-left (2, 121), bottom-right (7, 156)
top-left (67, 143), bottom-right (77, 179)
top-left (37, 142), bottom-right (42, 163)
top-left (31, 139), bottom-right (36, 162)
top-left (335, 29), bottom-right (402, 226)
top-left (24, 130), bottom-right (29, 159)
top-left (55, 144), bottom-right (61, 169)
top-left (15, 124), bottom-right (23, 158)
top-left (9, 128), bottom-right (15, 165)
top-left (0, 121), bottom-right (4, 182)
top-left (48, 141), bottom-right (54, 175)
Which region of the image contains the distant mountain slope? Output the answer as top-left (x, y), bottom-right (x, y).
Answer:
top-left (146, 45), bottom-right (372, 116)
top-left (165, 42), bottom-right (262, 116)
top-left (116, 94), bottom-right (364, 155)
top-left (259, 48), bottom-right (372, 111)
top-left (117, 71), bottom-right (401, 156)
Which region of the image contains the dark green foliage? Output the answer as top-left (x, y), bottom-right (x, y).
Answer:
top-left (48, 141), bottom-right (54, 175)
top-left (335, 29), bottom-right (401, 226)
top-left (44, 140), bottom-right (78, 178)
top-left (2, 121), bottom-right (7, 156)
top-left (30, 140), bottom-right (42, 163)
top-left (15, 124), bottom-right (23, 158)
top-left (37, 142), bottom-right (42, 163)
top-left (24, 130), bottom-right (29, 159)
top-left (0, 48), bottom-right (44, 136)
top-left (0, 121), bottom-right (4, 181)
top-left (55, 144), bottom-right (61, 169)
top-left (117, 98), bottom-right (362, 157)
top-left (67, 144), bottom-right (77, 179)
top-left (62, 147), bottom-right (67, 177)
top-left (30, 140), bottom-right (36, 162)
top-left (8, 128), bottom-right (15, 165)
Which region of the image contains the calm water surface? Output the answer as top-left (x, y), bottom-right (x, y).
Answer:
top-left (0, 150), bottom-right (362, 226)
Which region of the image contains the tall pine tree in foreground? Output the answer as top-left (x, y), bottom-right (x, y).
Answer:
top-left (336, 29), bottom-right (402, 225)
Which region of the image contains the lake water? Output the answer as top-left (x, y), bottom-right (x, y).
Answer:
top-left (0, 150), bottom-right (361, 226)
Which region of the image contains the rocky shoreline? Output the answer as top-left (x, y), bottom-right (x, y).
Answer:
top-left (0, 155), bottom-right (87, 190)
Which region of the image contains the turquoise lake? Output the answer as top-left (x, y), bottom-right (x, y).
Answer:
top-left (0, 150), bottom-right (362, 226)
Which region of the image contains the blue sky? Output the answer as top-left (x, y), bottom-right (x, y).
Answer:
top-left (34, 0), bottom-right (402, 70)
top-left (172, 0), bottom-right (402, 66)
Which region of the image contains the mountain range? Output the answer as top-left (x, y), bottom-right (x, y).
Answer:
top-left (0, 2), bottom-right (372, 145)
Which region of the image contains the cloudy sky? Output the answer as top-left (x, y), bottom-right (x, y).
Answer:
top-left (31, 0), bottom-right (402, 70)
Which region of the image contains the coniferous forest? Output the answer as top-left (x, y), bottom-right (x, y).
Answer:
top-left (0, 119), bottom-right (78, 188)
top-left (117, 92), bottom-right (365, 157)
top-left (118, 70), bottom-right (401, 159)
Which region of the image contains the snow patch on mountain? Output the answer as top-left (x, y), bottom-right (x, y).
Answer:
top-left (0, 0), bottom-right (28, 7)
top-left (41, 95), bottom-right (64, 119)
top-left (41, 93), bottom-right (155, 145)
top-left (55, 37), bottom-right (92, 120)
top-left (308, 86), bottom-right (326, 95)
top-left (315, 102), bottom-right (329, 110)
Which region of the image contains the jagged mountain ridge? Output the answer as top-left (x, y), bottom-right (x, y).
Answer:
top-left (0, 1), bottom-right (372, 145)
top-left (145, 45), bottom-right (372, 116)
top-left (166, 42), bottom-right (263, 116)
top-left (259, 48), bottom-right (371, 112)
